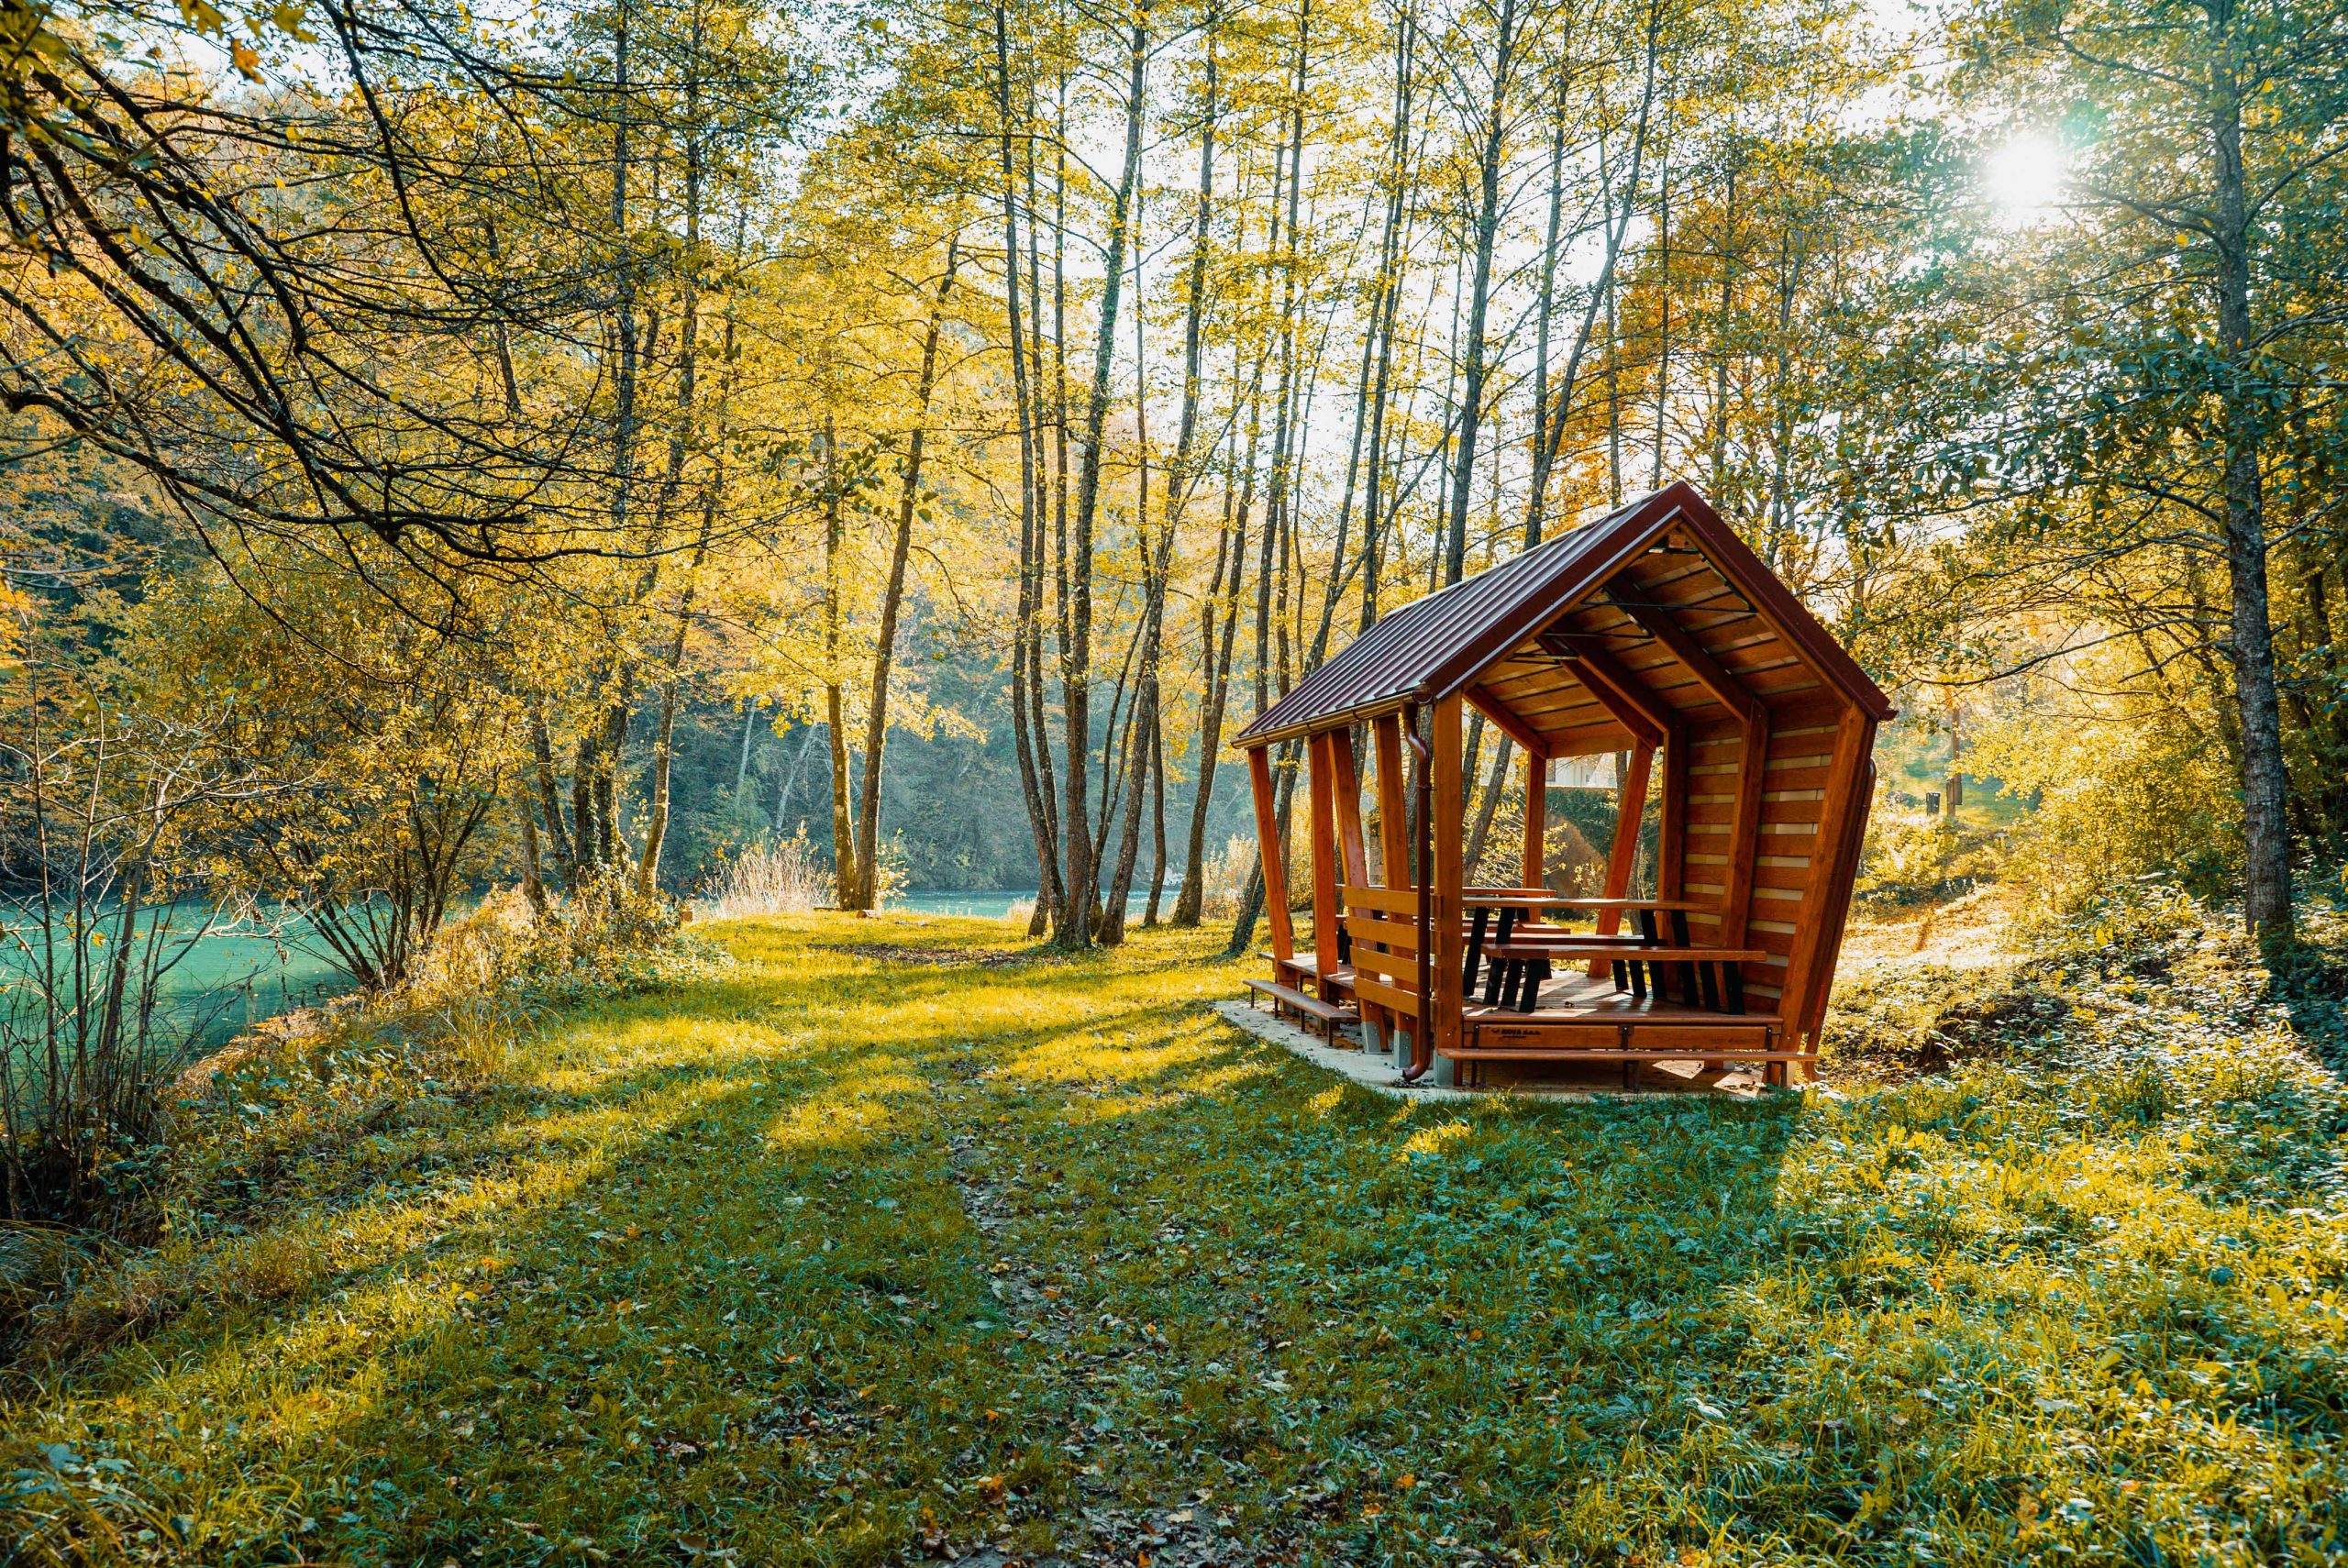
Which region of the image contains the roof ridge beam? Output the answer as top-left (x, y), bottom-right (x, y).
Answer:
top-left (1604, 586), bottom-right (1766, 728)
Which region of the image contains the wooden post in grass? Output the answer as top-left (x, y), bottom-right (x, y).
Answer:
top-left (1330, 728), bottom-right (1375, 1035)
top-left (1431, 696), bottom-right (1466, 1077)
top-left (1308, 733), bottom-right (1341, 1001)
top-left (1247, 745), bottom-right (1293, 965)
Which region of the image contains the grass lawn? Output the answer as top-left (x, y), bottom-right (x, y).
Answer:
top-left (5, 914), bottom-right (2346, 1566)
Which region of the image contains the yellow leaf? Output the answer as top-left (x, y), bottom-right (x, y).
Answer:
top-left (231, 39), bottom-right (260, 80)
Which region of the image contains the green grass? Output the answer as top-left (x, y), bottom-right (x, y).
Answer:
top-left (5, 914), bottom-right (2346, 1565)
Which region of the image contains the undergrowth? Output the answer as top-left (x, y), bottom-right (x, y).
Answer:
top-left (0, 884), bottom-right (725, 1364)
top-left (0, 910), bottom-right (2341, 1567)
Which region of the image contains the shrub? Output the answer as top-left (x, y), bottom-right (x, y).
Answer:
top-left (1970, 681), bottom-right (2239, 915)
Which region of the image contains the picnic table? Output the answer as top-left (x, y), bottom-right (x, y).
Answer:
top-left (1459, 889), bottom-right (1749, 1013)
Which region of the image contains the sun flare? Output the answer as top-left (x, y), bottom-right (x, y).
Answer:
top-left (1984, 134), bottom-right (2066, 220)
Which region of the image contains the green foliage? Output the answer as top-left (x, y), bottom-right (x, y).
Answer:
top-left (5, 916), bottom-right (2342, 1565)
top-left (1972, 683), bottom-right (2243, 914)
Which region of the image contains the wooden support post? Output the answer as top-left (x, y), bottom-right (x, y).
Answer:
top-left (1329, 729), bottom-right (1376, 1036)
top-left (1721, 713), bottom-right (1771, 949)
top-left (1432, 696), bottom-right (1466, 1069)
top-left (1521, 747), bottom-right (1546, 889)
top-left (1658, 731), bottom-right (1688, 902)
top-left (1374, 715), bottom-right (1411, 887)
top-left (1777, 709), bottom-right (1875, 1081)
top-left (1373, 712), bottom-right (1413, 1059)
top-left (1588, 742), bottom-right (1656, 976)
top-left (1308, 733), bottom-right (1340, 1000)
top-left (1331, 728), bottom-right (1369, 890)
top-left (1247, 745), bottom-right (1294, 964)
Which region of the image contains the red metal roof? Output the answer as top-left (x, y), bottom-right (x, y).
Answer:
top-left (1233, 481), bottom-right (1894, 748)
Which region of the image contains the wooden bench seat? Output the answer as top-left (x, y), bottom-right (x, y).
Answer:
top-left (1261, 952), bottom-right (1357, 1000)
top-left (1244, 978), bottom-right (1356, 1043)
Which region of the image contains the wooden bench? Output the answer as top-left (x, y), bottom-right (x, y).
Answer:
top-left (1244, 978), bottom-right (1354, 1043)
top-left (1260, 951), bottom-right (1357, 1002)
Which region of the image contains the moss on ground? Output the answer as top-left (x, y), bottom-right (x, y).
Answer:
top-left (4, 914), bottom-right (2345, 1566)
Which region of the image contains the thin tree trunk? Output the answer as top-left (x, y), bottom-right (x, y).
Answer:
top-left (1102, 226), bottom-right (1171, 944)
top-left (822, 419), bottom-right (858, 909)
top-left (1651, 158), bottom-right (1671, 489)
top-left (634, 50), bottom-right (713, 900)
top-left (1057, 1), bottom-right (1151, 947)
top-left (1444, 0), bottom-right (1519, 585)
top-left (997, 1), bottom-right (1059, 938)
top-left (529, 707), bottom-right (575, 889)
top-left (850, 236), bottom-right (962, 910)
top-left (1147, 712), bottom-right (1168, 925)
top-left (2209, 14), bottom-right (2293, 944)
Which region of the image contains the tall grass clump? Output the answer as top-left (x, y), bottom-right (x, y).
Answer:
top-left (1196, 834), bottom-right (1256, 921)
top-left (698, 833), bottom-right (825, 920)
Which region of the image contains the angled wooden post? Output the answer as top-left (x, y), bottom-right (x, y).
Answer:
top-left (1329, 728), bottom-right (1375, 1035)
top-left (1778, 709), bottom-right (1875, 1079)
top-left (1521, 747), bottom-right (1546, 889)
top-left (1372, 712), bottom-right (1413, 1058)
top-left (1431, 696), bottom-right (1466, 1069)
top-left (1658, 730), bottom-right (1689, 902)
top-left (1588, 742), bottom-right (1656, 975)
top-left (1307, 732), bottom-right (1341, 1000)
top-left (1330, 728), bottom-right (1369, 889)
top-left (1374, 714), bottom-right (1410, 887)
top-left (1246, 744), bottom-right (1293, 963)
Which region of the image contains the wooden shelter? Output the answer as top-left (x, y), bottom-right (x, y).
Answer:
top-left (1232, 481), bottom-right (1894, 1088)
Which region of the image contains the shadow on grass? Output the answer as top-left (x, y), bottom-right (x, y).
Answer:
top-left (6, 919), bottom-right (1814, 1568)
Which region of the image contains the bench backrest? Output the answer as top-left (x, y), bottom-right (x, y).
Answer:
top-left (1338, 885), bottom-right (1422, 1021)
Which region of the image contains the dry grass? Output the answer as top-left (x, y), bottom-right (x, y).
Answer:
top-left (697, 836), bottom-right (826, 921)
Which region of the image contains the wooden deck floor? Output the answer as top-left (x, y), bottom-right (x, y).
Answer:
top-left (1466, 969), bottom-right (1752, 1022)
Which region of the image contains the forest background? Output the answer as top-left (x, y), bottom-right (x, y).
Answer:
top-left (2, 0), bottom-right (2344, 1212)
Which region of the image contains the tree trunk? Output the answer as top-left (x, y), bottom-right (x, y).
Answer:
top-left (850, 236), bottom-right (962, 910)
top-left (1360, 3), bottom-right (1416, 632)
top-left (529, 707), bottom-right (575, 890)
top-left (821, 419), bottom-right (858, 910)
top-left (1444, 0), bottom-right (1519, 586)
top-left (1056, 2), bottom-right (1150, 948)
top-left (511, 778), bottom-right (549, 918)
top-left (996, 3), bottom-right (1058, 937)
top-left (2209, 13), bottom-right (2293, 944)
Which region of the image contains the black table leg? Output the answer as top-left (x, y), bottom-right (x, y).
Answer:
top-left (1464, 906), bottom-right (1490, 991)
top-left (1692, 911), bottom-right (1722, 1010)
top-left (1512, 953), bottom-right (1548, 1012)
top-left (1482, 908), bottom-right (1517, 1005)
top-left (1670, 911), bottom-right (1698, 1007)
top-left (1635, 910), bottom-right (1665, 1003)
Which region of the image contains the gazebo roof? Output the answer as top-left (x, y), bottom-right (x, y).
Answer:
top-left (1234, 480), bottom-right (1894, 748)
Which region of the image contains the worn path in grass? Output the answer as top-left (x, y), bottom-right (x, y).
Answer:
top-left (6, 915), bottom-right (2347, 1567)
